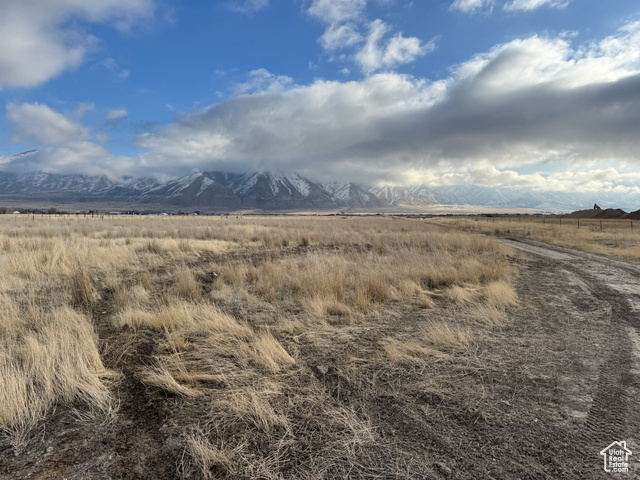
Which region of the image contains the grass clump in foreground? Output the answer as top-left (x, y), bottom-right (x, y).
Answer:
top-left (0, 215), bottom-right (519, 477)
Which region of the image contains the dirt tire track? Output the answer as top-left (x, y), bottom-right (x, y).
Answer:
top-left (499, 236), bottom-right (640, 475)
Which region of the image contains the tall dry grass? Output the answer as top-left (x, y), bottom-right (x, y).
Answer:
top-left (0, 214), bottom-right (519, 475)
top-left (436, 216), bottom-right (640, 260)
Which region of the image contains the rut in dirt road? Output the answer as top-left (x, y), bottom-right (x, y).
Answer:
top-left (499, 237), bottom-right (640, 469)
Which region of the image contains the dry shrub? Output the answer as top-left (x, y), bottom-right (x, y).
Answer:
top-left (0, 294), bottom-right (23, 338)
top-left (251, 332), bottom-right (295, 372)
top-left (174, 266), bottom-right (201, 300)
top-left (182, 429), bottom-right (237, 479)
top-left (112, 286), bottom-right (130, 312)
top-left (293, 254), bottom-right (346, 300)
top-left (71, 265), bottom-right (97, 308)
top-left (141, 270), bottom-right (154, 290)
top-left (306, 295), bottom-right (352, 322)
top-left (145, 239), bottom-right (163, 254)
top-left (254, 262), bottom-right (285, 300)
top-left (222, 388), bottom-right (290, 433)
top-left (383, 338), bottom-right (435, 365)
top-left (482, 280), bottom-right (518, 306)
top-left (472, 305), bottom-right (507, 326)
top-left (115, 308), bottom-right (155, 329)
top-left (178, 238), bottom-right (193, 252)
top-left (416, 293), bottom-right (434, 309)
top-left (138, 360), bottom-right (199, 397)
top-left (353, 273), bottom-right (389, 310)
top-left (444, 284), bottom-right (479, 304)
top-left (116, 302), bottom-right (252, 339)
top-left (423, 322), bottom-right (470, 349)
top-left (362, 273), bottom-right (389, 304)
top-left (0, 307), bottom-right (114, 452)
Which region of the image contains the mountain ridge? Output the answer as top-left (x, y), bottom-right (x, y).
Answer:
top-left (0, 170), bottom-right (638, 212)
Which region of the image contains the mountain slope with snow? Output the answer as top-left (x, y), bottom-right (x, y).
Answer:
top-left (0, 169), bottom-right (637, 211)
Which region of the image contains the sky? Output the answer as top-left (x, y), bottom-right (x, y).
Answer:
top-left (0, 0), bottom-right (639, 193)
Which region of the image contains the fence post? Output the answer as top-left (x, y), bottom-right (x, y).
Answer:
top-left (578, 219), bottom-right (580, 229)
top-left (600, 220), bottom-right (603, 232)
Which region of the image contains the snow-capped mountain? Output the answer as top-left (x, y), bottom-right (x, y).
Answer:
top-left (324, 182), bottom-right (387, 208)
top-left (0, 169), bottom-right (637, 211)
top-left (370, 185), bottom-right (455, 206)
top-left (138, 171), bottom-right (338, 208)
top-left (0, 171), bottom-right (120, 195)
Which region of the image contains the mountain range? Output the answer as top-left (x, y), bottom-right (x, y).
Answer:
top-left (0, 170), bottom-right (638, 212)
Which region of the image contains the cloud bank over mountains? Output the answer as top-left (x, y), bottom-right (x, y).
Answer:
top-left (1, 0), bottom-right (639, 197)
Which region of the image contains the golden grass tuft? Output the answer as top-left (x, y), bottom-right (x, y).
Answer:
top-left (223, 388), bottom-right (290, 433)
top-left (423, 322), bottom-right (471, 348)
top-left (138, 360), bottom-right (199, 397)
top-left (70, 265), bottom-right (97, 308)
top-left (250, 332), bottom-right (296, 372)
top-left (482, 280), bottom-right (518, 306)
top-left (383, 338), bottom-right (435, 365)
top-left (0, 307), bottom-right (114, 452)
top-left (173, 265), bottom-right (201, 301)
top-left (182, 430), bottom-right (237, 479)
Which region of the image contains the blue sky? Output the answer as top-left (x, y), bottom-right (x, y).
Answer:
top-left (1, 0), bottom-right (640, 193)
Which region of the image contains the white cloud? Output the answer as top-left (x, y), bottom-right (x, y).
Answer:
top-left (320, 23), bottom-right (363, 51)
top-left (6, 103), bottom-right (87, 145)
top-left (449, 0), bottom-right (492, 13)
top-left (0, 141), bottom-right (135, 179)
top-left (227, 0), bottom-right (269, 15)
top-left (504, 0), bottom-right (568, 11)
top-left (0, 0), bottom-right (155, 89)
top-left (234, 69), bottom-right (294, 95)
top-left (130, 22), bottom-right (640, 188)
top-left (308, 0), bottom-right (429, 72)
top-left (308, 0), bottom-right (367, 24)
top-left (355, 20), bottom-right (431, 73)
top-left (106, 108), bottom-right (129, 124)
top-left (4, 22), bottom-right (640, 193)
top-left (452, 0), bottom-right (568, 14)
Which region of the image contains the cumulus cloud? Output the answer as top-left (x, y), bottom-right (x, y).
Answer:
top-left (234, 69), bottom-right (294, 95)
top-left (308, 0), bottom-right (429, 73)
top-left (131, 21), bottom-right (640, 189)
top-left (0, 0), bottom-right (155, 89)
top-left (106, 108), bottom-right (129, 125)
top-left (6, 103), bottom-right (87, 145)
top-left (449, 0), bottom-right (493, 13)
top-left (504, 0), bottom-right (568, 11)
top-left (355, 20), bottom-right (432, 73)
top-left (320, 23), bottom-right (363, 51)
top-left (452, 0), bottom-right (567, 13)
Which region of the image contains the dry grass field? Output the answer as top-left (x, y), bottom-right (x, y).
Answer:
top-left (434, 216), bottom-right (640, 261)
top-left (0, 214), bottom-right (522, 479)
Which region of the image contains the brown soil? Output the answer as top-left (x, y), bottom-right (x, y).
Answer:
top-left (1, 238), bottom-right (639, 479)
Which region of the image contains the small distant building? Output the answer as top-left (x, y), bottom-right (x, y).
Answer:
top-left (12, 211), bottom-right (20, 215)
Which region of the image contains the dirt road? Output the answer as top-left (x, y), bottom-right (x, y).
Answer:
top-left (495, 236), bottom-right (640, 478)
